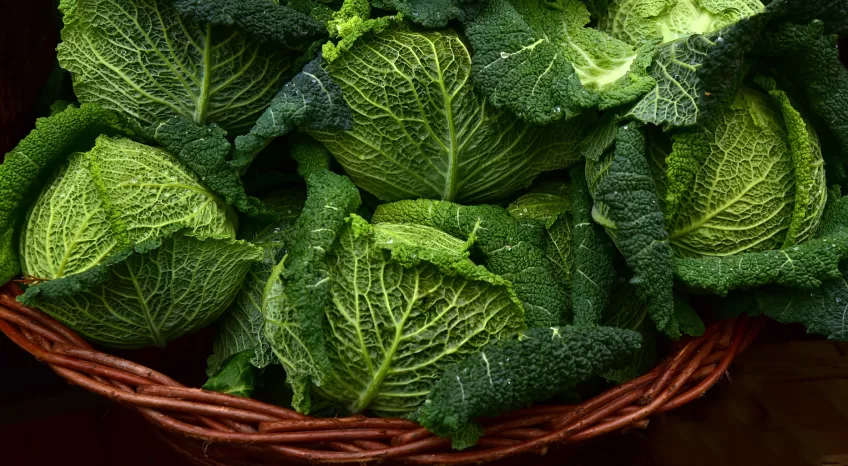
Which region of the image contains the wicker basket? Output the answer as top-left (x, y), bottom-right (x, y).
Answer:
top-left (0, 281), bottom-right (764, 465)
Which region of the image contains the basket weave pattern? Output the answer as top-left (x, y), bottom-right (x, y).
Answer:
top-left (0, 282), bottom-right (763, 465)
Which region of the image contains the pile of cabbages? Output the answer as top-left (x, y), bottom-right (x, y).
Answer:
top-left (2, 0), bottom-right (846, 449)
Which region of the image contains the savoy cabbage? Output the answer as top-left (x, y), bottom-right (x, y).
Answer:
top-left (57, 0), bottom-right (324, 133)
top-left (18, 135), bottom-right (262, 347)
top-left (2, 0), bottom-right (848, 453)
top-left (307, 25), bottom-right (589, 203)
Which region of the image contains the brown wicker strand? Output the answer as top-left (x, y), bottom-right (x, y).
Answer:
top-left (0, 285), bottom-right (762, 464)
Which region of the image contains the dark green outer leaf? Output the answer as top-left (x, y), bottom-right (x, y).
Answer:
top-left (594, 126), bottom-right (678, 337)
top-left (756, 273), bottom-right (848, 341)
top-left (174, 0), bottom-right (326, 47)
top-left (144, 117), bottom-right (260, 215)
top-left (371, 0), bottom-right (480, 27)
top-left (465, 0), bottom-right (654, 125)
top-left (262, 162), bottom-right (362, 413)
top-left (415, 326), bottom-right (641, 444)
top-left (756, 22), bottom-right (848, 188)
top-left (570, 166), bottom-right (617, 327)
top-left (233, 56), bottom-right (352, 171)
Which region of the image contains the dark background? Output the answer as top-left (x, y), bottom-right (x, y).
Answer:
top-left (1, 1), bottom-right (848, 465)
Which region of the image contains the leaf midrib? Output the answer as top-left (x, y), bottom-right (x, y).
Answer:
top-left (194, 24), bottom-right (213, 125)
top-left (350, 269), bottom-right (422, 413)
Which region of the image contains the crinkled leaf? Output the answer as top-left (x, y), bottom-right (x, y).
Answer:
top-left (310, 25), bottom-right (587, 203)
top-left (697, 0), bottom-right (848, 126)
top-left (286, 0), bottom-right (337, 25)
top-left (570, 167), bottom-right (617, 327)
top-left (315, 216), bottom-right (525, 415)
top-left (627, 35), bottom-right (713, 128)
top-left (0, 104), bottom-right (134, 284)
top-left (321, 0), bottom-right (401, 63)
top-left (416, 326), bottom-right (641, 444)
top-left (203, 350), bottom-right (258, 398)
top-left (465, 0), bottom-right (655, 124)
top-left (57, 0), bottom-right (294, 133)
top-left (371, 0), bottom-right (480, 27)
top-left (262, 163), bottom-right (361, 413)
top-left (20, 233), bottom-right (262, 348)
top-left (756, 77), bottom-right (827, 247)
top-left (675, 187), bottom-right (848, 295)
top-left (756, 272), bottom-right (848, 341)
top-left (233, 56), bottom-right (352, 171)
top-left (373, 200), bottom-right (568, 327)
top-left (174, 0), bottom-right (325, 47)
top-left (756, 22), bottom-right (848, 188)
top-left (144, 117), bottom-right (260, 215)
top-left (593, 125), bottom-right (678, 337)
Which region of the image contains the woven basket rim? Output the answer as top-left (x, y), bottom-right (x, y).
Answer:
top-left (0, 281), bottom-right (764, 465)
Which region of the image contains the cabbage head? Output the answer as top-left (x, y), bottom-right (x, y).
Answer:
top-left (589, 81), bottom-right (827, 259)
top-left (308, 25), bottom-right (588, 204)
top-left (18, 136), bottom-right (262, 348)
top-left (263, 190), bottom-right (526, 414)
top-left (57, 0), bottom-right (324, 133)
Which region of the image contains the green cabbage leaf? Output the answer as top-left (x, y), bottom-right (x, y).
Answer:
top-left (465, 0), bottom-right (655, 124)
top-left (415, 325), bottom-right (641, 447)
top-left (587, 125), bottom-right (679, 337)
top-left (204, 350), bottom-right (258, 398)
top-left (308, 25), bottom-right (588, 203)
top-left (373, 200), bottom-right (568, 327)
top-left (599, 0), bottom-right (764, 46)
top-left (57, 0), bottom-right (323, 133)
